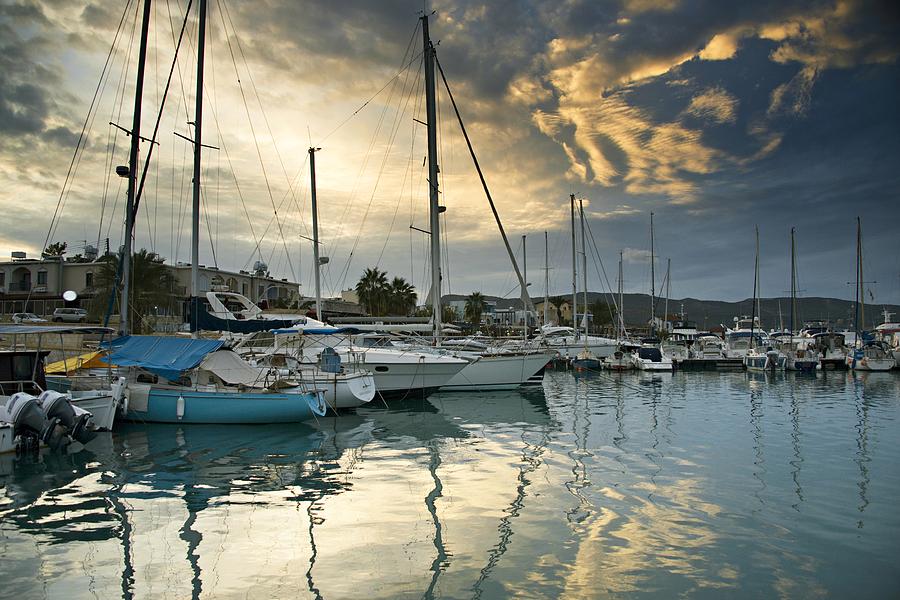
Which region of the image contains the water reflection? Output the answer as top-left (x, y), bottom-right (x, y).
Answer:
top-left (1, 374), bottom-right (898, 598)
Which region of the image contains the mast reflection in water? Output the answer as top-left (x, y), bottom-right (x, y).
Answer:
top-left (1, 374), bottom-right (899, 599)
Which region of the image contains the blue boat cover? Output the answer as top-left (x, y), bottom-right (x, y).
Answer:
top-left (104, 335), bottom-right (223, 381)
top-left (271, 327), bottom-right (361, 335)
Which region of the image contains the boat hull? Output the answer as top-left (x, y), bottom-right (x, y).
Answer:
top-left (123, 387), bottom-right (327, 424)
top-left (441, 352), bottom-right (552, 392)
top-left (634, 358), bottom-right (673, 371)
top-left (303, 370), bottom-right (376, 409)
top-left (69, 391), bottom-right (118, 431)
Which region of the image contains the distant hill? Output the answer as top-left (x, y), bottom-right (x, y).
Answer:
top-left (442, 292), bottom-right (899, 331)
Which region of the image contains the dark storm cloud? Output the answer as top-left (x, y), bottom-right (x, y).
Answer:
top-left (0, 9), bottom-right (79, 144)
top-left (1, 0), bottom-right (898, 303)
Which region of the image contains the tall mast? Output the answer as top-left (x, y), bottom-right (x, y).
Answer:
top-left (190, 0), bottom-right (207, 339)
top-left (570, 194), bottom-right (577, 334)
top-left (790, 227), bottom-right (796, 341)
top-left (309, 147), bottom-right (323, 321)
top-left (522, 234), bottom-right (527, 328)
top-left (859, 217), bottom-right (865, 334)
top-left (618, 251), bottom-right (624, 341)
top-left (853, 217), bottom-right (860, 336)
top-left (422, 13), bottom-right (442, 343)
top-left (120, 0), bottom-right (153, 336)
top-left (579, 199), bottom-right (588, 339)
top-left (649, 211), bottom-right (656, 333)
top-left (664, 257), bottom-right (671, 333)
top-left (543, 231), bottom-right (549, 326)
top-left (750, 226), bottom-right (759, 349)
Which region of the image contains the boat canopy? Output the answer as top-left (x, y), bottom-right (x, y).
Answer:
top-left (104, 335), bottom-right (223, 381)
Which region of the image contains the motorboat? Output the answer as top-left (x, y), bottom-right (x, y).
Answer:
top-left (604, 343), bottom-right (637, 371)
top-left (534, 326), bottom-right (618, 359)
top-left (724, 316), bottom-right (768, 359)
top-left (744, 346), bottom-right (786, 371)
top-left (846, 341), bottom-right (895, 371)
top-left (632, 338), bottom-right (673, 371)
top-left (807, 331), bottom-right (849, 370)
top-left (778, 337), bottom-right (820, 372)
top-left (0, 324), bottom-right (123, 430)
top-left (874, 312), bottom-right (900, 367)
top-left (238, 329), bottom-right (470, 400)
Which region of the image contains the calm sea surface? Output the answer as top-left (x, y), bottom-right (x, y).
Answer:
top-left (2, 370), bottom-right (899, 599)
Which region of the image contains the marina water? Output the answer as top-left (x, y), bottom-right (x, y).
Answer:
top-left (2, 371), bottom-right (898, 598)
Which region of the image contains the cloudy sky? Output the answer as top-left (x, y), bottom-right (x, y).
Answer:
top-left (2, 0), bottom-right (899, 305)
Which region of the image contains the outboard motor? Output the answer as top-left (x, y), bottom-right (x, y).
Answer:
top-left (0, 392), bottom-right (70, 453)
top-left (37, 391), bottom-right (98, 445)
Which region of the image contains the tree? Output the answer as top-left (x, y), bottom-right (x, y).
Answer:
top-left (355, 267), bottom-right (389, 315)
top-left (91, 249), bottom-right (176, 333)
top-left (464, 291), bottom-right (487, 325)
top-left (588, 300), bottom-right (613, 330)
top-left (387, 276), bottom-right (417, 316)
top-left (42, 241), bottom-right (67, 258)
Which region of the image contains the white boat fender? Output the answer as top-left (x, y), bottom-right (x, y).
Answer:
top-left (176, 395), bottom-right (185, 420)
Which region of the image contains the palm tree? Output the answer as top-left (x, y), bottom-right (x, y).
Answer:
top-left (387, 276), bottom-right (417, 315)
top-left (355, 267), bottom-right (389, 315)
top-left (91, 249), bottom-right (176, 333)
top-left (464, 291), bottom-right (487, 326)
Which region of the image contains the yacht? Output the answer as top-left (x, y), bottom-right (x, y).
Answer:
top-left (807, 331), bottom-right (849, 370)
top-left (744, 346), bottom-right (786, 371)
top-left (535, 326), bottom-right (618, 359)
top-left (632, 338), bottom-right (673, 371)
top-left (724, 316), bottom-right (767, 359)
top-left (874, 311), bottom-right (900, 367)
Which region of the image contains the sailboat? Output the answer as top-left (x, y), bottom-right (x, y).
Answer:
top-left (535, 194), bottom-right (617, 360)
top-left (632, 213), bottom-right (672, 371)
top-left (783, 228), bottom-right (820, 372)
top-left (328, 13), bottom-right (554, 392)
top-left (100, 0), bottom-right (326, 423)
top-left (572, 198), bottom-right (601, 371)
top-left (744, 227), bottom-right (786, 371)
top-left (846, 218), bottom-right (894, 371)
top-left (605, 251), bottom-right (636, 371)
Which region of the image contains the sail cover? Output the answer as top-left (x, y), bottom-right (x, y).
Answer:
top-left (198, 350), bottom-right (265, 386)
top-left (189, 297), bottom-right (298, 334)
top-left (104, 335), bottom-right (223, 381)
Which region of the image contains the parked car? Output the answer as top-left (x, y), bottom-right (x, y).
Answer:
top-left (52, 308), bottom-right (88, 323)
top-left (12, 312), bottom-right (48, 323)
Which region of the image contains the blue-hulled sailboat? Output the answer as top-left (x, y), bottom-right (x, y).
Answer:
top-left (108, 336), bottom-right (326, 424)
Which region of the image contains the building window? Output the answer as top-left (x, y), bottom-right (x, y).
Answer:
top-left (85, 272), bottom-right (94, 288)
top-left (37, 271), bottom-right (47, 285)
top-left (0, 272), bottom-right (5, 286)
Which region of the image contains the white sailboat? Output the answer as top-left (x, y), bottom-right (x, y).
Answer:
top-left (847, 218), bottom-right (894, 371)
top-left (783, 228), bottom-right (820, 372)
top-left (744, 227), bottom-right (786, 372)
